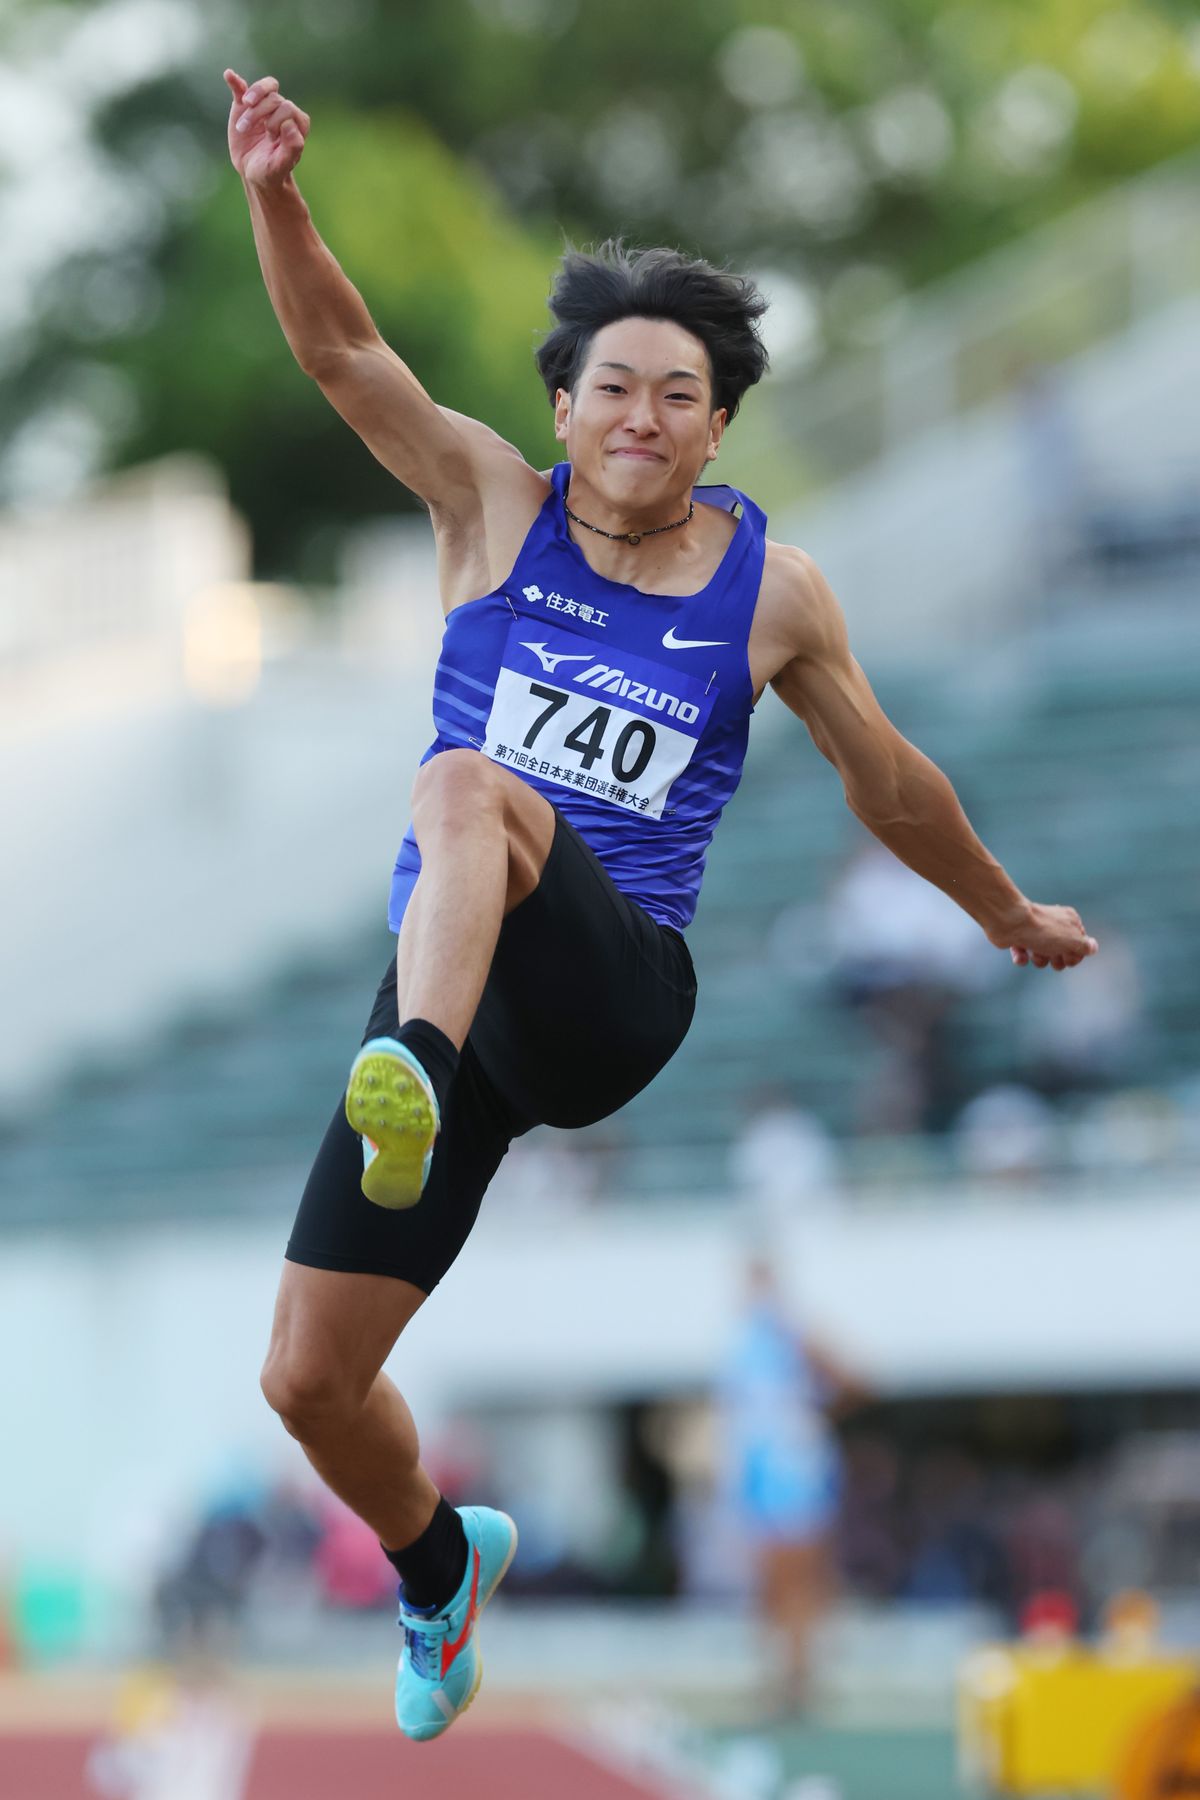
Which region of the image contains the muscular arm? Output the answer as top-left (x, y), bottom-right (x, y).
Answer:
top-left (803, 1335), bottom-right (873, 1418)
top-left (243, 177), bottom-right (485, 504)
top-left (770, 550), bottom-right (1097, 970)
top-left (226, 71), bottom-right (518, 516)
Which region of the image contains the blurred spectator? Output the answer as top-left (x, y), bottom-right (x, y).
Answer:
top-left (729, 1085), bottom-right (842, 1228)
top-left (836, 1435), bottom-right (907, 1600)
top-left (903, 1449), bottom-right (1009, 1608)
top-left (649, 1399), bottom-right (748, 1603)
top-left (1003, 1488), bottom-right (1081, 1622)
top-left (1100, 1589), bottom-right (1160, 1661)
top-left (953, 1083), bottom-right (1057, 1181)
top-left (312, 1495), bottom-right (395, 1611)
top-left (255, 1479), bottom-right (323, 1583)
top-left (1017, 1587), bottom-right (1079, 1647)
top-left (87, 1658), bottom-right (254, 1800)
top-left (1066, 1087), bottom-right (1180, 1173)
top-left (719, 1256), bottom-right (869, 1714)
top-left (598, 1402), bottom-right (681, 1599)
top-left (823, 842), bottom-right (992, 1134)
top-left (154, 1488), bottom-right (266, 1655)
top-left (1101, 1433), bottom-right (1200, 1595)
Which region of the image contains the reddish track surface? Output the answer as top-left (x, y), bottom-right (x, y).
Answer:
top-left (0, 1726), bottom-right (690, 1799)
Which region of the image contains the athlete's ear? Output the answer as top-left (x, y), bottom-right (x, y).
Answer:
top-left (706, 407), bottom-right (728, 462)
top-left (553, 387), bottom-right (571, 443)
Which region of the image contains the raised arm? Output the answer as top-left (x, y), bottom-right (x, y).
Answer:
top-left (223, 70), bottom-right (519, 516)
top-left (769, 549), bottom-right (1098, 972)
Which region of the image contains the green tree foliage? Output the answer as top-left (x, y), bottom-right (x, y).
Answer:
top-left (108, 108), bottom-right (556, 575)
top-left (2, 0), bottom-right (1199, 572)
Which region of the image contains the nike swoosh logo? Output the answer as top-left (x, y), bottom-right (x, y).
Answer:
top-left (662, 627), bottom-right (729, 650)
top-left (440, 1548), bottom-right (481, 1677)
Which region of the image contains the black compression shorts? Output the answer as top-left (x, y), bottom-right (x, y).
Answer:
top-left (285, 808), bottom-right (697, 1295)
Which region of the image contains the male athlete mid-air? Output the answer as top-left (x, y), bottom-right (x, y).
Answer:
top-left (224, 69), bottom-right (1098, 1740)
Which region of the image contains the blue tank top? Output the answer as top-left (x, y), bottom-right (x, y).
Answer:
top-left (388, 461), bottom-right (767, 934)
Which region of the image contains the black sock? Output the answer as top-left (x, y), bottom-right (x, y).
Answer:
top-left (383, 1496), bottom-right (469, 1612)
top-left (395, 1018), bottom-right (459, 1120)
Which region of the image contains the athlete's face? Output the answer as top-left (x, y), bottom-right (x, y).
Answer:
top-left (554, 317), bottom-right (727, 505)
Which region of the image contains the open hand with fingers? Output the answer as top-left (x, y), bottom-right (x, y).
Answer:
top-left (224, 69), bottom-right (309, 187)
top-left (987, 900), bottom-right (1099, 971)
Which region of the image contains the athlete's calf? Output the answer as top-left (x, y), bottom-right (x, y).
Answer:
top-left (259, 1261), bottom-right (441, 1551)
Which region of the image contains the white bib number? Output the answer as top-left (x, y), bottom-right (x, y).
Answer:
top-left (479, 625), bottom-right (717, 818)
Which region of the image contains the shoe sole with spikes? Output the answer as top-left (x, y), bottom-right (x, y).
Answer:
top-left (345, 1037), bottom-right (439, 1210)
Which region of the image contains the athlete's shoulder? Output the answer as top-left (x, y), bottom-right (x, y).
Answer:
top-left (757, 540), bottom-right (837, 663)
top-left (436, 408), bottom-right (546, 493)
top-left (436, 405), bottom-right (525, 464)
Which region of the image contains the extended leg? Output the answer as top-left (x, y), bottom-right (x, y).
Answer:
top-left (262, 1259), bottom-right (519, 1743)
top-left (260, 1261), bottom-right (438, 1549)
top-left (395, 751), bottom-right (556, 1047)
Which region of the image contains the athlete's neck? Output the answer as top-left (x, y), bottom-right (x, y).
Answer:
top-left (564, 472), bottom-right (695, 541)
top-left (562, 474), bottom-right (735, 598)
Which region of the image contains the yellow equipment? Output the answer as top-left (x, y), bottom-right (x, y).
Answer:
top-left (958, 1641), bottom-right (1198, 1796)
top-left (1115, 1687), bottom-right (1200, 1798)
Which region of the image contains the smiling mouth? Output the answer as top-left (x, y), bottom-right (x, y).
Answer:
top-left (610, 449), bottom-right (664, 460)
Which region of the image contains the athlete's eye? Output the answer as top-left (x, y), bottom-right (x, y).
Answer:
top-left (598, 383), bottom-right (626, 394)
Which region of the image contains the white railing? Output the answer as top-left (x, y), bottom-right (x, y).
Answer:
top-left (769, 149), bottom-right (1200, 482)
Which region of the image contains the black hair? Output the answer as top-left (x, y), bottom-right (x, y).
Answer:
top-left (535, 239), bottom-right (770, 423)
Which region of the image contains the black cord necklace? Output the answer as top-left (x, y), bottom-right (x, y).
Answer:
top-left (564, 497), bottom-right (694, 548)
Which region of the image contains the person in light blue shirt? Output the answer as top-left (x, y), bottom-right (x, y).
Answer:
top-left (721, 1257), bottom-right (868, 1714)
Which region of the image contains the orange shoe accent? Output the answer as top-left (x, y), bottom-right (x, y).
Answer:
top-left (440, 1548), bottom-right (481, 1679)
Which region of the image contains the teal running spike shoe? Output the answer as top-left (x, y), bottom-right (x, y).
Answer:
top-left (345, 1037), bottom-right (440, 1210)
top-left (393, 1505), bottom-right (518, 1742)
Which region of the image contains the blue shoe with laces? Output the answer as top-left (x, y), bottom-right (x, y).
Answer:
top-left (394, 1505), bottom-right (519, 1742)
top-left (345, 1036), bottom-right (440, 1210)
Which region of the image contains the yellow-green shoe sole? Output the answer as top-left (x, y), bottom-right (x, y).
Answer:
top-left (345, 1043), bottom-right (438, 1210)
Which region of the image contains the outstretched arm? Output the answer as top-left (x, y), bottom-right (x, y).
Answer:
top-left (223, 70), bottom-right (515, 515)
top-left (770, 550), bottom-right (1098, 971)
top-left (803, 1334), bottom-right (873, 1418)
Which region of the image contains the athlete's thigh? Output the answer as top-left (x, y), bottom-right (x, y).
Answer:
top-left (286, 956), bottom-right (530, 1296)
top-left (468, 810), bottom-right (698, 1129)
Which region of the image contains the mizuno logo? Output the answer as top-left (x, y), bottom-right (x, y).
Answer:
top-left (662, 627), bottom-right (729, 650)
top-left (519, 641), bottom-right (705, 724)
top-left (521, 640), bottom-right (596, 675)
top-left (567, 661), bottom-right (701, 724)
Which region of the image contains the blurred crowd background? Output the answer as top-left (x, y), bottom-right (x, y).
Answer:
top-left (2, 0), bottom-right (1199, 1794)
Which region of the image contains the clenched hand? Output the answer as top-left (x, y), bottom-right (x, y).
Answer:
top-left (224, 69), bottom-right (309, 187)
top-left (988, 900), bottom-right (1099, 971)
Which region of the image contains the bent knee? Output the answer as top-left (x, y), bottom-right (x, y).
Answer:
top-left (260, 1350), bottom-right (360, 1441)
top-left (411, 748), bottom-right (500, 814)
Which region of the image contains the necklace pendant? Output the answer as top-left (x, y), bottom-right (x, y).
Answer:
top-left (627, 533), bottom-right (642, 546)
